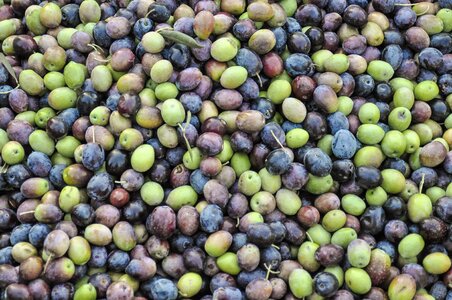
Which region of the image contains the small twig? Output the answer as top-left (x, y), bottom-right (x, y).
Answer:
top-left (115, 180), bottom-right (127, 184)
top-left (271, 244), bottom-right (280, 250)
top-left (265, 263), bottom-right (271, 280)
top-left (415, 6), bottom-right (430, 16)
top-left (43, 254), bottom-right (53, 274)
top-left (235, 217), bottom-right (240, 228)
top-left (144, 9), bottom-right (156, 19)
top-left (19, 210), bottom-right (35, 216)
top-left (0, 163), bottom-right (8, 174)
top-left (264, 263), bottom-right (280, 280)
top-left (419, 173), bottom-right (425, 194)
top-left (93, 57), bottom-right (111, 63)
top-left (306, 232), bottom-right (313, 243)
top-left (270, 130), bottom-right (285, 149)
top-left (0, 85), bottom-right (19, 95)
top-left (87, 43), bottom-right (104, 55)
top-left (256, 73), bottom-right (263, 88)
top-left (178, 111), bottom-right (193, 160)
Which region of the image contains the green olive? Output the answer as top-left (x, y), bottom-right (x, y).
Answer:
top-left (211, 37), bottom-right (238, 62)
top-left (177, 272), bottom-right (203, 297)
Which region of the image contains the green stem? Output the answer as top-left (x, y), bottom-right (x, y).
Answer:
top-left (264, 263), bottom-right (280, 280)
top-left (306, 232), bottom-right (313, 243)
top-left (0, 84), bottom-right (19, 95)
top-left (416, 6), bottom-right (430, 16)
top-left (43, 254), bottom-right (53, 274)
top-left (0, 163), bottom-right (8, 174)
top-left (178, 111), bottom-right (193, 160)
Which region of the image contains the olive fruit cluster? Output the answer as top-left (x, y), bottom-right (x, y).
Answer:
top-left (0, 0), bottom-right (451, 299)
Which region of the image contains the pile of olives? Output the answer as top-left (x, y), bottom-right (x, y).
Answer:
top-left (0, 0), bottom-right (451, 299)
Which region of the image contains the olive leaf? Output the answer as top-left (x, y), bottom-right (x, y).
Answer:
top-left (0, 52), bottom-right (20, 94)
top-left (0, 53), bottom-right (17, 83)
top-left (158, 28), bottom-right (203, 48)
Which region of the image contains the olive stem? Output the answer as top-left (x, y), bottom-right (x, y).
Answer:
top-left (177, 123), bottom-right (193, 161)
top-left (0, 84), bottom-right (20, 95)
top-left (178, 291), bottom-right (189, 298)
top-left (271, 244), bottom-right (280, 250)
top-left (43, 254), bottom-right (53, 274)
top-left (265, 263), bottom-right (271, 280)
top-left (19, 210), bottom-right (35, 216)
top-left (93, 57), bottom-right (111, 63)
top-left (178, 111), bottom-right (193, 160)
top-left (144, 9), bottom-right (156, 19)
top-left (264, 263), bottom-right (280, 280)
top-left (87, 43), bottom-right (98, 52)
top-left (256, 73), bottom-right (263, 88)
top-left (115, 180), bottom-right (127, 184)
top-left (306, 232), bottom-right (314, 243)
top-left (0, 163), bottom-right (8, 174)
top-left (87, 43), bottom-right (105, 55)
top-left (416, 6), bottom-right (430, 16)
top-left (235, 217), bottom-right (240, 227)
top-left (270, 130), bottom-right (285, 149)
top-left (419, 173), bottom-right (425, 194)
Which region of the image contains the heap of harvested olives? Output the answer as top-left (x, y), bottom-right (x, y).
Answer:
top-left (0, 0), bottom-right (451, 299)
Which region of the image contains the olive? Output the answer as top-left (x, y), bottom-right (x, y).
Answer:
top-left (0, 0), bottom-right (451, 297)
